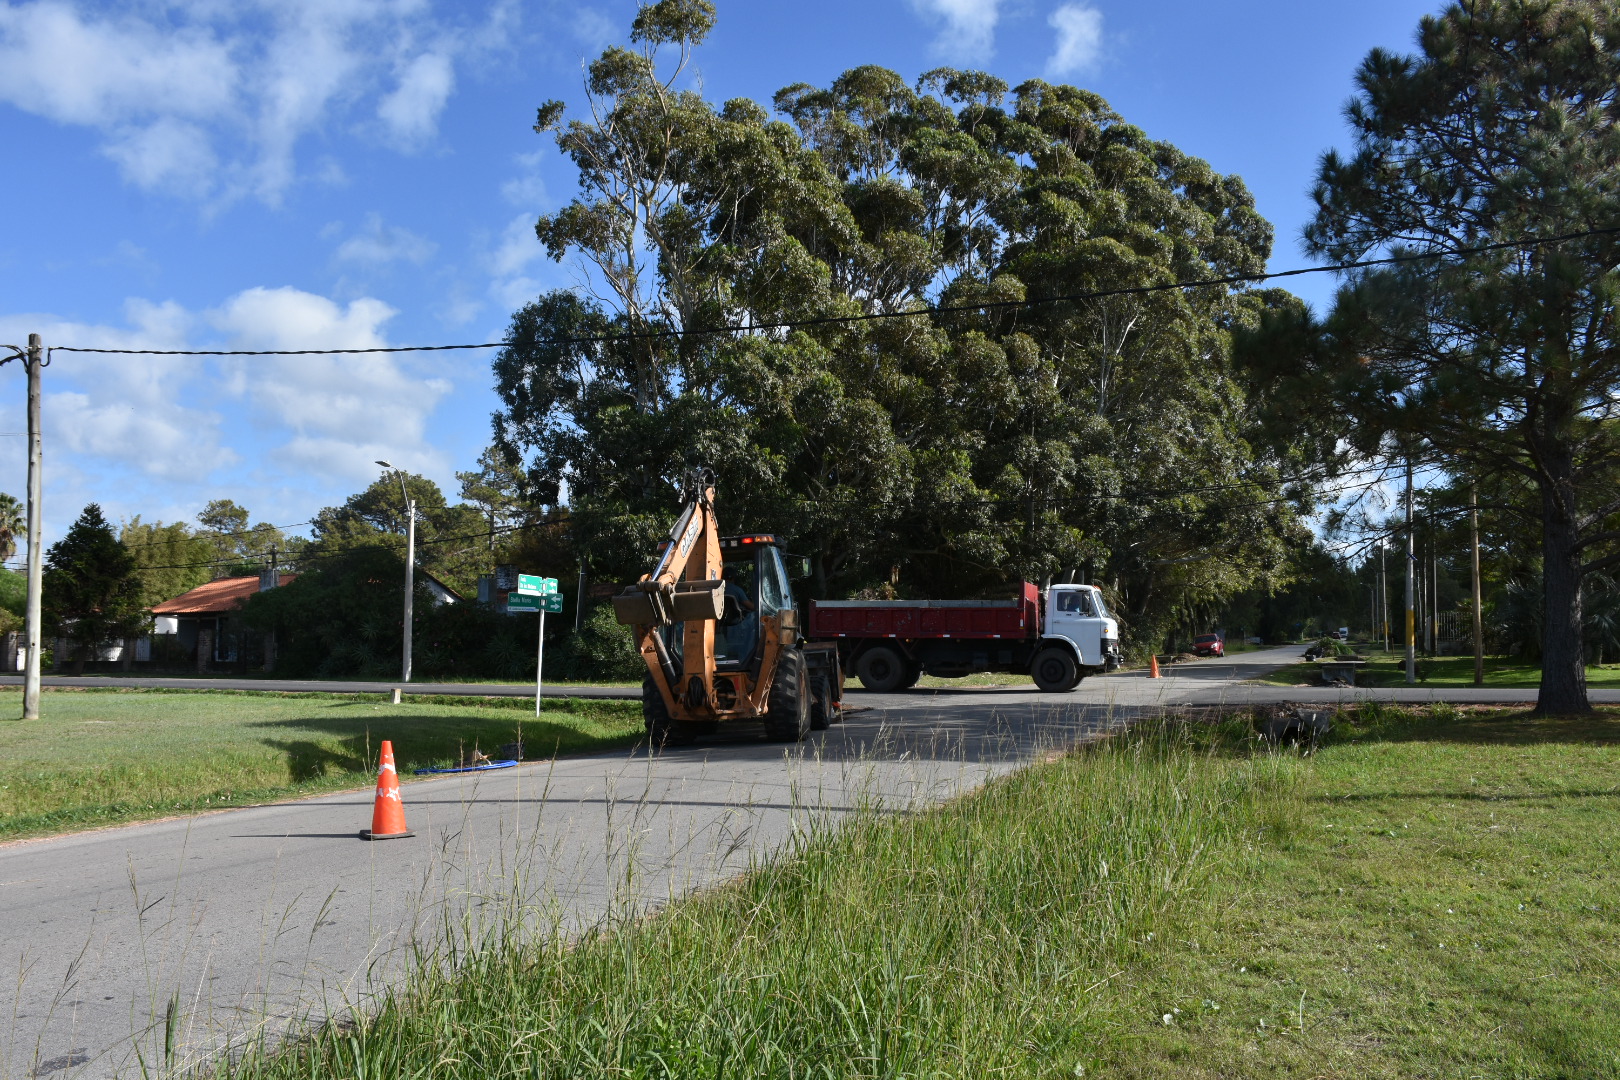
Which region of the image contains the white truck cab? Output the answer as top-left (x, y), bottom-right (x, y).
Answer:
top-left (1043, 585), bottom-right (1122, 671)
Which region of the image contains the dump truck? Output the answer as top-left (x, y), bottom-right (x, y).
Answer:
top-left (807, 582), bottom-right (1121, 692)
top-left (612, 475), bottom-right (841, 744)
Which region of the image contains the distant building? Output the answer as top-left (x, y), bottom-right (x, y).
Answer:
top-left (150, 569), bottom-right (296, 672)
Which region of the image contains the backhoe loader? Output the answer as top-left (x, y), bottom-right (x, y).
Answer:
top-left (612, 475), bottom-right (842, 744)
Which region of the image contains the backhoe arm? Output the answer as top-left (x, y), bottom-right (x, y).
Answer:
top-left (611, 479), bottom-right (726, 716)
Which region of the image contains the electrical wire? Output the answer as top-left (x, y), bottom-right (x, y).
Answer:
top-left (43, 225), bottom-right (1620, 358)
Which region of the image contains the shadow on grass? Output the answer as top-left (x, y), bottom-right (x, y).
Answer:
top-left (251, 710), bottom-right (641, 783)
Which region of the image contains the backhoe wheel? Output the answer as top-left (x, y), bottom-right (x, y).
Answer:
top-left (764, 651), bottom-right (810, 742)
top-left (809, 673), bottom-right (833, 730)
top-left (1031, 648), bottom-right (1081, 692)
top-left (855, 645), bottom-right (908, 692)
top-left (643, 678), bottom-right (696, 747)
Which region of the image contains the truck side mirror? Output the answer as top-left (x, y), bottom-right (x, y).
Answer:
top-left (787, 554), bottom-right (811, 581)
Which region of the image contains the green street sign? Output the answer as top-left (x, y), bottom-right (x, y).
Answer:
top-left (543, 594), bottom-right (564, 613)
top-left (507, 593), bottom-right (542, 612)
top-left (517, 574), bottom-right (560, 597)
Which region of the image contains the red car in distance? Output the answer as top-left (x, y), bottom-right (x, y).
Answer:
top-left (1192, 633), bottom-right (1224, 658)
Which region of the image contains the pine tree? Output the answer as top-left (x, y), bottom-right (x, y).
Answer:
top-left (44, 504), bottom-right (147, 672)
top-left (1268, 0), bottom-right (1620, 714)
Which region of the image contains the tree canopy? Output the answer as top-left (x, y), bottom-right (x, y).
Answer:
top-left (492, 4), bottom-right (1311, 653)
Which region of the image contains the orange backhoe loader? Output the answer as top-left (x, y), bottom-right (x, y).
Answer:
top-left (612, 474), bottom-right (842, 744)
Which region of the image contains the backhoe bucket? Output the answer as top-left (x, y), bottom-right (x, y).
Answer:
top-left (612, 587), bottom-right (668, 627)
top-left (670, 579), bottom-right (725, 622)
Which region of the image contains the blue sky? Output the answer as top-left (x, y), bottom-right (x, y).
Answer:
top-left (0, 0), bottom-right (1442, 554)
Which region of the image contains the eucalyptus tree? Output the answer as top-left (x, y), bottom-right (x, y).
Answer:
top-left (1276, 0), bottom-right (1620, 713)
top-left (498, 2), bottom-right (1308, 650)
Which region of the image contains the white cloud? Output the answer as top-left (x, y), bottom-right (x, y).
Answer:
top-left (0, 1), bottom-right (478, 204)
top-left (0, 299), bottom-right (234, 482)
top-left (334, 213), bottom-right (438, 266)
top-left (500, 149), bottom-right (548, 208)
top-left (208, 286), bottom-right (452, 475)
top-left (101, 117), bottom-right (219, 195)
top-left (1046, 3), bottom-right (1104, 78)
top-left (571, 7), bottom-right (616, 54)
top-left (909, 0), bottom-right (1002, 61)
top-left (489, 213), bottom-right (542, 278)
top-left (0, 2), bottom-right (236, 126)
top-left (378, 52), bottom-right (454, 146)
top-left (211, 286), bottom-right (396, 352)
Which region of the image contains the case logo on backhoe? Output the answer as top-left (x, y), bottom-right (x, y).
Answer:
top-left (677, 509), bottom-right (703, 558)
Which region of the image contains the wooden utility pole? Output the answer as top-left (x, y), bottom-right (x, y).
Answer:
top-left (24, 335), bottom-right (43, 720)
top-left (1470, 486), bottom-right (1484, 686)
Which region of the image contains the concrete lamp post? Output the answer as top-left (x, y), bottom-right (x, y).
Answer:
top-left (376, 460), bottom-right (415, 683)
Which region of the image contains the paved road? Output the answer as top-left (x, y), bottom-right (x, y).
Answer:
top-left (2, 646), bottom-right (1614, 1079)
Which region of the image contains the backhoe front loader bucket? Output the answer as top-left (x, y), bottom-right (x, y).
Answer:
top-left (671, 579), bottom-right (725, 622)
top-left (612, 580), bottom-right (726, 626)
top-left (612, 586), bottom-right (668, 627)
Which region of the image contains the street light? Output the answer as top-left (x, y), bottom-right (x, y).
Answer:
top-left (377, 460), bottom-right (415, 683)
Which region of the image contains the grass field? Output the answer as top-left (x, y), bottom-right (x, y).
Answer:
top-left (0, 689), bottom-right (643, 842)
top-left (209, 703), bottom-right (1620, 1079)
top-left (1253, 649), bottom-right (1620, 689)
top-left (33, 672), bottom-right (640, 688)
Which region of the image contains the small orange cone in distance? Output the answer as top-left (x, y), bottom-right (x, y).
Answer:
top-left (1149, 655), bottom-right (1161, 679)
top-left (360, 740), bottom-right (413, 840)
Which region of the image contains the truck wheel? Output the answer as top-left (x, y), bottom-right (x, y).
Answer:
top-left (899, 663), bottom-right (923, 690)
top-left (1031, 648), bottom-right (1080, 692)
top-left (856, 646), bottom-right (908, 692)
top-left (765, 651), bottom-right (810, 742)
top-left (643, 678), bottom-right (696, 746)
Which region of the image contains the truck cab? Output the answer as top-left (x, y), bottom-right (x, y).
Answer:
top-left (1043, 585), bottom-right (1122, 672)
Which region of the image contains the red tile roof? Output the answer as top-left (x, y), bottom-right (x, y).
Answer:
top-left (152, 574), bottom-right (298, 615)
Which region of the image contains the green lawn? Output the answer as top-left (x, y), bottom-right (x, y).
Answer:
top-left (39, 671), bottom-right (639, 687)
top-left (208, 703), bottom-right (1620, 1079)
top-left (1252, 649), bottom-right (1620, 689)
top-left (0, 689), bottom-right (643, 842)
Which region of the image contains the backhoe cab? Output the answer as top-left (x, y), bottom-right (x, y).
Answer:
top-left (612, 478), bottom-right (842, 745)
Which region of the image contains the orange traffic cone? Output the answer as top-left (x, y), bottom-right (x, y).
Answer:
top-left (360, 740), bottom-right (413, 841)
top-left (1149, 655), bottom-right (1162, 679)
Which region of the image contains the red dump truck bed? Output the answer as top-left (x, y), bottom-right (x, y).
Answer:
top-left (807, 582), bottom-right (1041, 641)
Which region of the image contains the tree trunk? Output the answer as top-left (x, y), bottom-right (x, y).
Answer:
top-left (1535, 445), bottom-right (1590, 715)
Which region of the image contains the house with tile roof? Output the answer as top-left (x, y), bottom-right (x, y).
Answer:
top-left (149, 569), bottom-right (296, 672)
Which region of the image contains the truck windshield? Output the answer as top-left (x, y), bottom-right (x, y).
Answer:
top-left (1091, 591), bottom-right (1111, 619)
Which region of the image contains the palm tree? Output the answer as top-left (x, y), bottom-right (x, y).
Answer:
top-left (0, 493), bottom-right (23, 563)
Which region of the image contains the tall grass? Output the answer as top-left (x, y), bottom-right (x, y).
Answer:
top-left (212, 721), bottom-right (1299, 1080)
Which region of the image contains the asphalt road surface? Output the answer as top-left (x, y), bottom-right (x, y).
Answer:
top-left (3, 646), bottom-right (1615, 1079)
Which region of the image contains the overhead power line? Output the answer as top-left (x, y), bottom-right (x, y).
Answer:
top-left (45, 225), bottom-right (1620, 358)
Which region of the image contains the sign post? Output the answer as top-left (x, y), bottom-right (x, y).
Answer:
top-left (513, 576), bottom-right (560, 717)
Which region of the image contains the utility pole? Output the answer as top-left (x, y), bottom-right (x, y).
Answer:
top-left (1429, 508), bottom-right (1440, 655)
top-left (1379, 540), bottom-right (1389, 653)
top-left (575, 565), bottom-right (587, 632)
top-left (1470, 485), bottom-right (1484, 686)
top-left (23, 336), bottom-right (43, 719)
top-left (1405, 459), bottom-right (1416, 684)
top-left (377, 461), bottom-right (415, 683)
top-left (402, 495), bottom-right (415, 683)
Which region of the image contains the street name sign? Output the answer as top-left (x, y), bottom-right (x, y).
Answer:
top-left (516, 574), bottom-right (559, 596)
